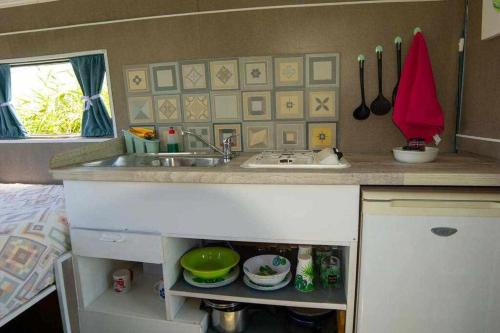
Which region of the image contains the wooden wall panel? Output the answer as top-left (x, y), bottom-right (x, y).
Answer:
top-left (459, 0), bottom-right (500, 159)
top-left (0, 0), bottom-right (463, 183)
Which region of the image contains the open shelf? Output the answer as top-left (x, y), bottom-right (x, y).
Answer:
top-left (168, 277), bottom-right (346, 310)
top-left (85, 268), bottom-right (165, 321)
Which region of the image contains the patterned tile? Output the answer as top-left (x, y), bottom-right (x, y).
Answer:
top-left (239, 56), bottom-right (273, 90)
top-left (213, 124), bottom-right (242, 152)
top-left (0, 236), bottom-right (47, 280)
top-left (276, 123), bottom-right (306, 150)
top-left (306, 53), bottom-right (339, 87)
top-left (243, 122), bottom-right (275, 151)
top-left (210, 59), bottom-right (239, 90)
top-left (128, 96), bottom-right (154, 124)
top-left (181, 61), bottom-right (209, 91)
top-left (183, 124), bottom-right (213, 151)
top-left (210, 91), bottom-right (242, 123)
top-left (157, 125), bottom-right (184, 152)
top-left (242, 91), bottom-right (272, 121)
top-left (124, 65), bottom-right (150, 94)
top-left (183, 93), bottom-right (211, 122)
top-left (308, 122), bottom-right (337, 150)
top-left (274, 56), bottom-right (304, 87)
top-left (154, 95), bottom-right (182, 123)
top-left (149, 62), bottom-right (180, 94)
top-left (307, 89), bottom-right (338, 120)
top-left (275, 90), bottom-right (304, 120)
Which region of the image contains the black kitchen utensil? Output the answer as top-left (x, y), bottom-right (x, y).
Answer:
top-left (392, 36), bottom-right (402, 106)
top-left (353, 54), bottom-right (371, 120)
top-left (370, 45), bottom-right (392, 115)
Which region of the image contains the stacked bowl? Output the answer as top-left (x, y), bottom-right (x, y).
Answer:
top-left (243, 255), bottom-right (292, 291)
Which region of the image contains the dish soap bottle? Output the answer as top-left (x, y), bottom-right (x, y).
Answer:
top-left (167, 127), bottom-right (180, 152)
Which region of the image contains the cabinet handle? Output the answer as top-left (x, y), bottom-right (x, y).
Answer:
top-left (99, 233), bottom-right (125, 242)
top-left (431, 227), bottom-right (458, 237)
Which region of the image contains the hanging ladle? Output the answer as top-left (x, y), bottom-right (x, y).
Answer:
top-left (353, 54), bottom-right (370, 120)
top-left (392, 36), bottom-right (402, 106)
top-left (370, 45), bottom-right (392, 115)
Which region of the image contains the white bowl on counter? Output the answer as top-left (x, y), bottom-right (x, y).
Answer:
top-left (243, 255), bottom-right (290, 286)
top-left (393, 147), bottom-right (439, 163)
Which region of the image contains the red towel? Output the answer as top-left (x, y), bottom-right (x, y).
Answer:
top-left (392, 32), bottom-right (444, 143)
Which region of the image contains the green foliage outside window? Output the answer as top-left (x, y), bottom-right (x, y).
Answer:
top-left (13, 65), bottom-right (110, 136)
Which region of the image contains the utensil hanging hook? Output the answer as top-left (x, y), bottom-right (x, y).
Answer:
top-left (413, 27), bottom-right (422, 35)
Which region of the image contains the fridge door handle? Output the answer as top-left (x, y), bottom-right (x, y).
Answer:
top-left (431, 227), bottom-right (458, 237)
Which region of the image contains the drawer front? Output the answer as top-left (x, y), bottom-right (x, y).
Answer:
top-left (79, 310), bottom-right (204, 333)
top-left (65, 182), bottom-right (360, 244)
top-left (71, 228), bottom-right (163, 263)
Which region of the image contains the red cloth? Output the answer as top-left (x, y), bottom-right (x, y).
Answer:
top-left (392, 32), bottom-right (444, 143)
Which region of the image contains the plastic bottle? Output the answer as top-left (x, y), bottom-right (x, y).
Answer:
top-left (166, 127), bottom-right (180, 152)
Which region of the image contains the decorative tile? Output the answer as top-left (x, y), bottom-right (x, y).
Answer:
top-left (276, 123), bottom-right (306, 150)
top-left (154, 95), bottom-right (182, 123)
top-left (211, 91), bottom-right (242, 123)
top-left (158, 125), bottom-right (184, 152)
top-left (183, 93), bottom-right (211, 122)
top-left (243, 122), bottom-right (275, 151)
top-left (183, 124), bottom-right (213, 152)
top-left (124, 65), bottom-right (150, 94)
top-left (210, 59), bottom-right (240, 90)
top-left (306, 53), bottom-right (339, 87)
top-left (242, 91), bottom-right (272, 121)
top-left (149, 62), bottom-right (180, 94)
top-left (307, 89), bottom-right (338, 120)
top-left (274, 56), bottom-right (304, 87)
top-left (213, 124), bottom-right (242, 152)
top-left (308, 122), bottom-right (337, 150)
top-left (180, 61), bottom-right (209, 91)
top-left (239, 56), bottom-right (273, 90)
top-left (128, 96), bottom-right (154, 124)
top-left (275, 90), bottom-right (304, 120)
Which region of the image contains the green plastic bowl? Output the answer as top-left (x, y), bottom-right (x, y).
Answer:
top-left (180, 247), bottom-right (240, 279)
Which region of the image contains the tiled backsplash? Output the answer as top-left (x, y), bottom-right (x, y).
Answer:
top-left (124, 53), bottom-right (340, 152)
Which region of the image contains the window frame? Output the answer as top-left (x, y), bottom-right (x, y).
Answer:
top-left (0, 49), bottom-right (117, 143)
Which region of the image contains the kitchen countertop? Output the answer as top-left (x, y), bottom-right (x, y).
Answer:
top-left (50, 145), bottom-right (500, 186)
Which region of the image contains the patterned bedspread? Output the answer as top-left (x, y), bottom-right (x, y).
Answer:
top-left (0, 184), bottom-right (70, 320)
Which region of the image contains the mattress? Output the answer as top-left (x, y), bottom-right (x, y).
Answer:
top-left (0, 184), bottom-right (70, 320)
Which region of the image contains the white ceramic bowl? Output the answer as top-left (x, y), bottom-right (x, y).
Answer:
top-left (393, 147), bottom-right (439, 163)
top-left (243, 255), bottom-right (291, 286)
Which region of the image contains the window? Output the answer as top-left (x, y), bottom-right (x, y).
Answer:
top-left (10, 61), bottom-right (111, 137)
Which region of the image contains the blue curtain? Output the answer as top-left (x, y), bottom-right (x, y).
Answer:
top-left (70, 54), bottom-right (114, 137)
top-left (0, 64), bottom-right (27, 138)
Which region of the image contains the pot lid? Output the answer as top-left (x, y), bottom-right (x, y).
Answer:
top-left (203, 299), bottom-right (244, 310)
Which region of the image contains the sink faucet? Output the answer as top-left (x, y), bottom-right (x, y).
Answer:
top-left (180, 128), bottom-right (238, 162)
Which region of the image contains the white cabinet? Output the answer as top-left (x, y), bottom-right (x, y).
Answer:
top-left (356, 189), bottom-right (500, 333)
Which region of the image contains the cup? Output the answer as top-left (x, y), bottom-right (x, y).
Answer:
top-left (154, 279), bottom-right (165, 299)
top-left (113, 269), bottom-right (132, 293)
top-left (294, 254), bottom-right (314, 292)
top-left (298, 245), bottom-right (312, 257)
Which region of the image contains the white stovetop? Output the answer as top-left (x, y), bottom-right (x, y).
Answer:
top-left (240, 151), bottom-right (351, 169)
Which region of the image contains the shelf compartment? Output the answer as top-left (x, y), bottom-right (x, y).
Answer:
top-left (168, 277), bottom-right (346, 310)
top-left (85, 267), bottom-right (165, 321)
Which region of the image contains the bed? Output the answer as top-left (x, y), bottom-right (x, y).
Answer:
top-left (0, 184), bottom-right (71, 327)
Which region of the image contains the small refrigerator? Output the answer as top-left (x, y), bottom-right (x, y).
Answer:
top-left (356, 188), bottom-right (500, 333)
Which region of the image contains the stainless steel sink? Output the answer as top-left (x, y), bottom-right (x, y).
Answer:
top-left (81, 153), bottom-right (224, 168)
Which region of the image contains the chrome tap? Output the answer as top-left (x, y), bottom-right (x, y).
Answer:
top-left (180, 128), bottom-right (237, 162)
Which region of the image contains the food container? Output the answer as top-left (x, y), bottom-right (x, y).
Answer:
top-left (203, 299), bottom-right (248, 333)
top-left (320, 256), bottom-right (342, 288)
top-left (113, 269), bottom-right (132, 293)
top-left (243, 255), bottom-right (291, 286)
top-left (393, 146), bottom-right (439, 163)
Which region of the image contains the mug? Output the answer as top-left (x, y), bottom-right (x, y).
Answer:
top-left (154, 279), bottom-right (165, 299)
top-left (113, 269), bottom-right (132, 293)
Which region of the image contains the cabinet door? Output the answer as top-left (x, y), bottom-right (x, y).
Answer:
top-left (357, 211), bottom-right (500, 333)
top-left (55, 253), bottom-right (80, 333)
